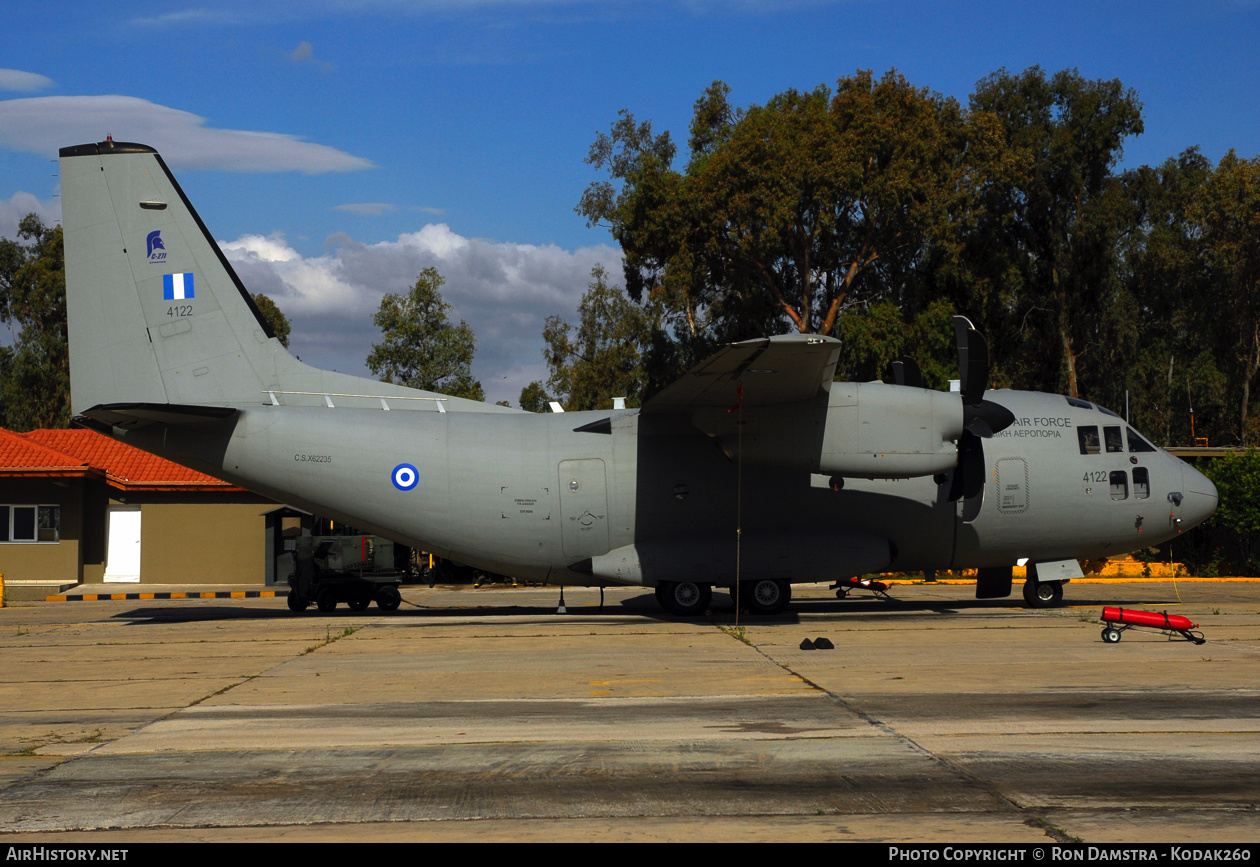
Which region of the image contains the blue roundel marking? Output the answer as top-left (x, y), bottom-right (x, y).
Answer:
top-left (391, 463), bottom-right (418, 491)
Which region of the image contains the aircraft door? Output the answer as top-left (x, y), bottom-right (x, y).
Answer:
top-left (559, 459), bottom-right (610, 557)
top-left (995, 457), bottom-right (1029, 514)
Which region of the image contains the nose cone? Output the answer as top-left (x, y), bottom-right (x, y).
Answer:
top-left (1179, 463), bottom-right (1219, 530)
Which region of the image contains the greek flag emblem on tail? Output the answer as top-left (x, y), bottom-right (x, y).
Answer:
top-left (163, 272), bottom-right (194, 300)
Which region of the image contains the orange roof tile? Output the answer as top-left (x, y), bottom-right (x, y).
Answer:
top-left (0, 429), bottom-right (94, 477)
top-left (15, 428), bottom-right (241, 490)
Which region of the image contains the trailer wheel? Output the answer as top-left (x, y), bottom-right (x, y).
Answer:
top-left (1102, 627), bottom-right (1122, 644)
top-left (287, 593), bottom-right (308, 612)
top-left (376, 585), bottom-right (401, 612)
top-left (316, 588), bottom-right (338, 613)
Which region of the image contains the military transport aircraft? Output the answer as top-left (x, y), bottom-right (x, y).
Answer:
top-left (58, 140), bottom-right (1219, 615)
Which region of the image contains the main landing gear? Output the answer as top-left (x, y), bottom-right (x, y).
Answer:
top-left (655, 581), bottom-right (712, 617)
top-left (737, 578), bottom-right (792, 615)
top-left (653, 578), bottom-right (793, 617)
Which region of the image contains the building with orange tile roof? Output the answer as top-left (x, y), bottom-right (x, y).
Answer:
top-left (1, 427), bottom-right (275, 596)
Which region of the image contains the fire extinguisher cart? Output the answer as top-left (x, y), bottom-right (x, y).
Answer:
top-left (1100, 606), bottom-right (1206, 645)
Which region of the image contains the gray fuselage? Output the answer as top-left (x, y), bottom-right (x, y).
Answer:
top-left (136, 385), bottom-right (1216, 589)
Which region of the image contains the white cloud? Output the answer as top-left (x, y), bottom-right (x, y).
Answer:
top-left (334, 203), bottom-right (397, 215)
top-left (0, 70), bottom-right (54, 92)
top-left (129, 7), bottom-right (258, 27)
top-left (0, 192), bottom-right (61, 242)
top-left (288, 41), bottom-right (335, 72)
top-left (220, 225), bottom-right (622, 405)
top-left (0, 96), bottom-right (373, 173)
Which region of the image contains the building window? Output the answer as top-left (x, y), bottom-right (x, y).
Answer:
top-left (0, 505), bottom-right (60, 542)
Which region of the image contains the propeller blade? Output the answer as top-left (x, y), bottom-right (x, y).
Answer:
top-left (948, 430), bottom-right (987, 501)
top-left (888, 356), bottom-right (924, 389)
top-left (948, 431), bottom-right (988, 521)
top-left (962, 479), bottom-right (985, 523)
top-left (953, 315), bottom-right (989, 406)
top-left (952, 315), bottom-right (1015, 437)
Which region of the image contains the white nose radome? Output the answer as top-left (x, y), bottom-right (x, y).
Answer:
top-left (1179, 464), bottom-right (1219, 530)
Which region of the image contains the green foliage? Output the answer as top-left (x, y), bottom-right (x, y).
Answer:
top-left (251, 293), bottom-right (291, 348)
top-left (0, 215), bottom-right (70, 430)
top-left (1203, 449), bottom-right (1260, 572)
top-left (962, 66), bottom-right (1144, 399)
top-left (580, 71), bottom-right (971, 348)
top-left (574, 65), bottom-right (1260, 450)
top-left (542, 266), bottom-right (661, 411)
top-left (1189, 151), bottom-right (1260, 443)
top-left (367, 267), bottom-right (484, 401)
top-left (835, 298), bottom-right (957, 388)
top-left (518, 381), bottom-right (549, 413)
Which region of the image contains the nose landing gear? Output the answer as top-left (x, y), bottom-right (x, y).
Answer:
top-left (1022, 578), bottom-right (1064, 608)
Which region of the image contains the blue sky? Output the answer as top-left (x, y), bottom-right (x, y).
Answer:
top-left (2, 0), bottom-right (1258, 405)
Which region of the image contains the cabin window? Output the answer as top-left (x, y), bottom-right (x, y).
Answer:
top-left (1078, 426), bottom-right (1100, 455)
top-left (1133, 468), bottom-right (1150, 500)
top-left (1109, 471), bottom-right (1129, 500)
top-left (1098, 405), bottom-right (1121, 419)
top-left (1127, 428), bottom-right (1157, 453)
top-left (1066, 396), bottom-right (1093, 409)
top-left (0, 505), bottom-right (59, 543)
top-left (1104, 426), bottom-right (1124, 453)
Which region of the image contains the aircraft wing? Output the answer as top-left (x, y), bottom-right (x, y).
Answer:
top-left (642, 334), bottom-right (841, 414)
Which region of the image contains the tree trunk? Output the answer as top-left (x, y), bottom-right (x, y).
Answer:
top-left (1062, 328), bottom-right (1079, 399)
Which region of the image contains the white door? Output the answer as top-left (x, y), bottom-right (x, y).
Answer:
top-left (104, 506), bottom-right (142, 583)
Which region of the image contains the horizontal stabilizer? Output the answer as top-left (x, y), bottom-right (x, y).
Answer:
top-left (78, 402), bottom-right (238, 431)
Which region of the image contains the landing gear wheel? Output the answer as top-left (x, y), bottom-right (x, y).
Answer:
top-left (1101, 627), bottom-right (1122, 643)
top-left (287, 592), bottom-right (308, 612)
top-left (746, 579), bottom-right (791, 615)
top-left (835, 587), bottom-right (849, 599)
top-left (316, 588), bottom-right (338, 613)
top-left (656, 581), bottom-right (711, 617)
top-left (376, 585), bottom-right (401, 612)
top-left (347, 598), bottom-right (370, 612)
top-left (1023, 579), bottom-right (1064, 608)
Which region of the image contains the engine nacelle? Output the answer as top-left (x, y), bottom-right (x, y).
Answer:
top-left (818, 382), bottom-right (963, 478)
top-left (692, 382), bottom-right (963, 480)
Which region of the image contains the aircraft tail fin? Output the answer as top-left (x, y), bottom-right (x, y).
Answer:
top-left (59, 140), bottom-right (501, 417)
top-left (59, 141), bottom-right (293, 415)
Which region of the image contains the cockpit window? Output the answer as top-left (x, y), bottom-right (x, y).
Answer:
top-left (1104, 426), bottom-right (1124, 453)
top-left (1098, 405), bottom-right (1121, 419)
top-left (1127, 428), bottom-right (1157, 453)
top-left (1078, 425), bottom-right (1100, 455)
top-left (1066, 396), bottom-right (1093, 410)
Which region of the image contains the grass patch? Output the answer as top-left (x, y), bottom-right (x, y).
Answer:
top-left (303, 624), bottom-right (359, 655)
